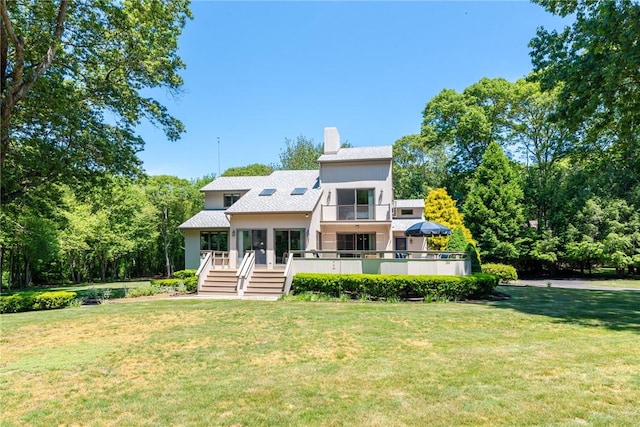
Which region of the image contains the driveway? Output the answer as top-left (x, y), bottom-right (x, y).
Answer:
top-left (511, 279), bottom-right (640, 292)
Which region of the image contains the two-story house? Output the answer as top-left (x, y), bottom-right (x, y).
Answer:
top-left (179, 127), bottom-right (467, 297)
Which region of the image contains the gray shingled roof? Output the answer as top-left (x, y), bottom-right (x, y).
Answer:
top-left (391, 219), bottom-right (423, 232)
top-left (395, 199), bottom-right (425, 209)
top-left (225, 170), bottom-right (322, 214)
top-left (318, 146), bottom-right (392, 163)
top-left (178, 210), bottom-right (230, 229)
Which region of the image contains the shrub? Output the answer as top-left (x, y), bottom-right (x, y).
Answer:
top-left (32, 291), bottom-right (77, 310)
top-left (150, 276), bottom-right (197, 293)
top-left (1, 291), bottom-right (76, 313)
top-left (291, 273), bottom-right (498, 301)
top-left (173, 270), bottom-right (196, 279)
top-left (482, 263), bottom-right (518, 283)
top-left (126, 284), bottom-right (164, 298)
top-left (0, 293), bottom-right (34, 313)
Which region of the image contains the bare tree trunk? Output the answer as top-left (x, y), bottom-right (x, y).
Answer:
top-left (163, 207), bottom-right (171, 277)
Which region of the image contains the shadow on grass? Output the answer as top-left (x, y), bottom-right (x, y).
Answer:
top-left (488, 286), bottom-right (640, 333)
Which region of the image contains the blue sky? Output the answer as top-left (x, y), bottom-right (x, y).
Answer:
top-left (137, 1), bottom-right (567, 180)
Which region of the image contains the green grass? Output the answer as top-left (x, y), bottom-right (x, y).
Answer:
top-left (1, 281), bottom-right (151, 299)
top-left (576, 279), bottom-right (640, 289)
top-left (1, 287), bottom-right (639, 426)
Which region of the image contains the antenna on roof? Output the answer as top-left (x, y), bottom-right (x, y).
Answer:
top-left (217, 136), bottom-right (221, 177)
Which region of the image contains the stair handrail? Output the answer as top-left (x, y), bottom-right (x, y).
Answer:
top-left (196, 252), bottom-right (213, 292)
top-left (283, 252), bottom-right (295, 294)
top-left (236, 251), bottom-right (255, 297)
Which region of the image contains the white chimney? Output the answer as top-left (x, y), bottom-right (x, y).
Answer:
top-left (323, 127), bottom-right (340, 154)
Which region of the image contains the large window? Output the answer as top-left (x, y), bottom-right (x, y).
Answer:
top-left (337, 233), bottom-right (376, 252)
top-left (224, 193), bottom-right (240, 207)
top-left (200, 231), bottom-right (228, 251)
top-left (337, 188), bottom-right (374, 220)
top-left (275, 229), bottom-right (304, 264)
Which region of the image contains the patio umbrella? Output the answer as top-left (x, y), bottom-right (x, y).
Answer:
top-left (404, 221), bottom-right (452, 251)
top-left (404, 221), bottom-right (452, 237)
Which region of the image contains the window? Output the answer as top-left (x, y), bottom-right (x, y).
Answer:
top-left (224, 193), bottom-right (240, 207)
top-left (401, 209), bottom-right (413, 216)
top-left (291, 187), bottom-right (307, 195)
top-left (337, 188), bottom-right (374, 220)
top-left (200, 231), bottom-right (228, 251)
top-left (259, 188), bottom-right (276, 196)
top-left (337, 233), bottom-right (376, 254)
top-left (275, 229), bottom-right (305, 263)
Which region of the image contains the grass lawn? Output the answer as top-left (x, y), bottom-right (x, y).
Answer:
top-left (1, 287), bottom-right (639, 426)
top-left (574, 279), bottom-right (640, 289)
top-left (2, 281), bottom-right (152, 299)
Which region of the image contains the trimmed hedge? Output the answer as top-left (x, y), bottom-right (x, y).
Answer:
top-left (1, 291), bottom-right (77, 313)
top-left (291, 273), bottom-right (498, 301)
top-left (482, 263), bottom-right (518, 283)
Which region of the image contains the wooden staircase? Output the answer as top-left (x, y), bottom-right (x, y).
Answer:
top-left (199, 269), bottom-right (238, 296)
top-left (244, 269), bottom-right (286, 298)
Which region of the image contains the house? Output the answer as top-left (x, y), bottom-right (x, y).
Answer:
top-left (179, 127), bottom-right (470, 297)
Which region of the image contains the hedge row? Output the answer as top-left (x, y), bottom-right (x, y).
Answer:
top-left (291, 273), bottom-right (499, 301)
top-left (0, 291), bottom-right (77, 314)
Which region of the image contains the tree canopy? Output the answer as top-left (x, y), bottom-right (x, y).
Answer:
top-left (0, 0), bottom-right (192, 206)
top-left (222, 163), bottom-right (273, 177)
top-left (530, 0), bottom-right (640, 204)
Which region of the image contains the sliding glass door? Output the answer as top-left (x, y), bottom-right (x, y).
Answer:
top-left (275, 229), bottom-right (304, 264)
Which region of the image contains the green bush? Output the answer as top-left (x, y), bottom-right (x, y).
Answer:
top-left (32, 291), bottom-right (77, 310)
top-left (173, 270), bottom-right (196, 279)
top-left (482, 263), bottom-right (518, 283)
top-left (1, 291), bottom-right (76, 313)
top-left (291, 273), bottom-right (498, 301)
top-left (126, 284), bottom-right (164, 298)
top-left (150, 276), bottom-right (197, 293)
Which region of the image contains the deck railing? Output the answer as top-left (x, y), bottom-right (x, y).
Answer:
top-left (320, 204), bottom-right (391, 222)
top-left (236, 251), bottom-right (255, 297)
top-left (288, 250), bottom-right (471, 278)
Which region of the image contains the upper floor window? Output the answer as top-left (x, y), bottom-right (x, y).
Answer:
top-left (224, 193), bottom-right (240, 207)
top-left (401, 209), bottom-right (413, 216)
top-left (337, 188), bottom-right (374, 220)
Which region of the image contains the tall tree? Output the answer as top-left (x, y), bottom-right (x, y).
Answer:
top-left (276, 135), bottom-right (323, 170)
top-left (0, 0), bottom-right (192, 206)
top-left (222, 164), bottom-right (273, 177)
top-left (144, 175), bottom-right (200, 277)
top-left (463, 142), bottom-right (525, 262)
top-left (530, 0), bottom-right (640, 203)
top-left (392, 132), bottom-right (447, 200)
top-left (509, 79), bottom-right (571, 230)
top-left (421, 78), bottom-right (514, 175)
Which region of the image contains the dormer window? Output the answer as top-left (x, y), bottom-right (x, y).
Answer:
top-left (259, 188), bottom-right (276, 196)
top-left (224, 193), bottom-right (240, 207)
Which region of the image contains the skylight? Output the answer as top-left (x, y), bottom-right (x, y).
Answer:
top-left (259, 188), bottom-right (276, 196)
top-left (291, 187), bottom-right (307, 195)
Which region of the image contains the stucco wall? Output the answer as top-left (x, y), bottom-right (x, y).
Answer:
top-left (184, 229), bottom-right (201, 270)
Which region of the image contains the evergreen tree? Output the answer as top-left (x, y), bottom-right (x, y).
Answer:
top-left (444, 228), bottom-right (467, 252)
top-left (463, 142), bottom-right (524, 262)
